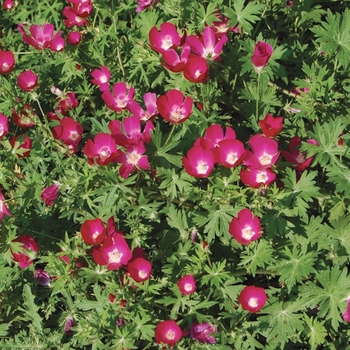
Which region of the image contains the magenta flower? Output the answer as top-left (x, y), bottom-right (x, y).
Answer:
top-left (0, 50), bottom-right (15, 74)
top-left (136, 0), bottom-right (158, 12)
top-left (63, 1), bottom-right (93, 28)
top-left (238, 285), bottom-right (267, 313)
top-left (102, 82), bottom-right (135, 112)
top-left (214, 139), bottom-right (246, 168)
top-left (91, 66), bottom-right (111, 91)
top-left (3, 0), bottom-right (14, 9)
top-left (259, 113), bottom-right (283, 138)
top-left (155, 320), bottom-right (182, 346)
top-left (81, 218), bottom-right (107, 245)
top-left (229, 208), bottom-right (262, 245)
top-left (342, 298), bottom-right (350, 322)
top-left (67, 0), bottom-right (93, 17)
top-left (183, 145), bottom-right (215, 178)
top-left (0, 188), bottom-right (11, 220)
top-left (252, 41), bottom-right (273, 71)
top-left (92, 233), bottom-right (132, 270)
top-left (183, 55), bottom-right (209, 83)
top-left (177, 274), bottom-right (196, 295)
top-left (127, 257), bottom-right (152, 282)
top-left (18, 23), bottom-right (65, 51)
top-left (67, 31), bottom-right (82, 45)
top-left (115, 143), bottom-right (151, 178)
top-left (281, 136), bottom-right (318, 171)
top-left (34, 269), bottom-right (51, 286)
top-left (52, 117), bottom-right (83, 153)
top-left (0, 113), bottom-right (9, 139)
top-left (190, 322), bottom-right (217, 344)
top-left (64, 316), bottom-right (74, 334)
top-left (41, 183), bottom-right (60, 206)
top-left (11, 235), bottom-right (39, 269)
top-left (244, 134), bottom-right (280, 169)
top-left (149, 22), bottom-right (184, 54)
top-left (10, 134), bottom-right (32, 158)
top-left (109, 116), bottom-right (154, 147)
top-left (157, 89), bottom-right (193, 124)
top-left (212, 12), bottom-right (240, 37)
top-left (196, 124), bottom-right (237, 149)
top-left (186, 26), bottom-right (228, 61)
top-left (83, 133), bottom-right (119, 166)
top-left (240, 167), bottom-right (276, 188)
top-left (12, 104), bottom-right (37, 129)
top-left (57, 92), bottom-right (79, 114)
top-left (161, 44), bottom-right (191, 72)
top-left (127, 92), bottom-right (158, 122)
top-left (17, 70), bottom-right (39, 92)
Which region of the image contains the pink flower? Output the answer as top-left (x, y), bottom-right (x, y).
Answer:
top-left (149, 22), bottom-right (184, 54)
top-left (240, 167), bottom-right (276, 188)
top-left (18, 23), bottom-right (65, 51)
top-left (211, 12), bottom-right (240, 37)
top-left (155, 320), bottom-right (182, 345)
top-left (115, 143), bottom-right (151, 178)
top-left (127, 92), bottom-right (158, 121)
top-left (190, 322), bottom-right (217, 344)
top-left (161, 44), bottom-right (191, 72)
top-left (11, 235), bottom-right (39, 268)
top-left (0, 113), bottom-right (9, 139)
top-left (91, 66), bottom-right (111, 91)
top-left (0, 50), bottom-right (15, 73)
top-left (67, 31), bottom-right (82, 45)
top-left (0, 188), bottom-right (11, 220)
top-left (244, 134), bottom-right (280, 169)
top-left (12, 104), bottom-right (37, 129)
top-left (251, 41), bottom-right (273, 71)
top-left (183, 55), bottom-right (209, 83)
top-left (196, 124), bottom-right (236, 148)
top-left (52, 117), bottom-right (83, 152)
top-left (83, 133), bottom-right (119, 166)
top-left (64, 316), bottom-right (74, 334)
top-left (281, 136), bottom-right (318, 171)
top-left (67, 0), bottom-right (93, 17)
top-left (41, 183), bottom-right (60, 206)
top-left (157, 89), bottom-right (193, 124)
top-left (186, 26), bottom-right (228, 61)
top-left (3, 0), bottom-right (14, 9)
top-left (81, 218), bottom-right (107, 245)
top-left (17, 70), bottom-right (39, 92)
top-left (127, 257), bottom-right (152, 282)
top-left (183, 145), bottom-right (215, 178)
top-left (108, 116), bottom-right (154, 147)
top-left (34, 269), bottom-right (51, 286)
top-left (342, 298), bottom-right (350, 322)
top-left (238, 285), bottom-right (267, 313)
top-left (136, 0), bottom-right (158, 12)
top-left (57, 91), bottom-right (79, 113)
top-left (102, 82), bottom-right (135, 112)
top-left (10, 134), bottom-right (32, 158)
top-left (63, 7), bottom-right (89, 27)
top-left (229, 208), bottom-right (262, 245)
top-left (259, 113), bottom-right (283, 138)
top-left (177, 274), bottom-right (196, 295)
top-left (213, 139), bottom-right (246, 168)
top-left (92, 233), bottom-right (132, 270)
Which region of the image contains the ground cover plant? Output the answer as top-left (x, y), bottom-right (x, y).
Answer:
top-left (1, 0), bottom-right (350, 348)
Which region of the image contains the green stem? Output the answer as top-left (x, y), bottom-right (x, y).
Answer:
top-left (255, 73), bottom-right (261, 122)
top-left (164, 123), bottom-right (177, 146)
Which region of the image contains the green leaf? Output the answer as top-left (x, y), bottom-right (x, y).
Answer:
top-left (21, 284), bottom-right (43, 335)
top-left (303, 314), bottom-right (327, 350)
top-left (310, 8), bottom-right (350, 68)
top-left (277, 245), bottom-right (317, 292)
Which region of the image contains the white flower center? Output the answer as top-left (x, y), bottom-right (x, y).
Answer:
top-left (242, 226), bottom-right (254, 240)
top-left (139, 270), bottom-right (147, 279)
top-left (166, 330), bottom-right (175, 340)
top-left (170, 109), bottom-right (183, 122)
top-left (256, 171), bottom-right (268, 183)
top-left (196, 162), bottom-right (209, 175)
top-left (259, 153), bottom-right (272, 166)
top-left (161, 35), bottom-right (173, 50)
top-left (108, 249), bottom-right (122, 263)
top-left (248, 297), bottom-right (259, 308)
top-left (184, 283), bottom-right (193, 292)
top-left (226, 152), bottom-right (238, 165)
